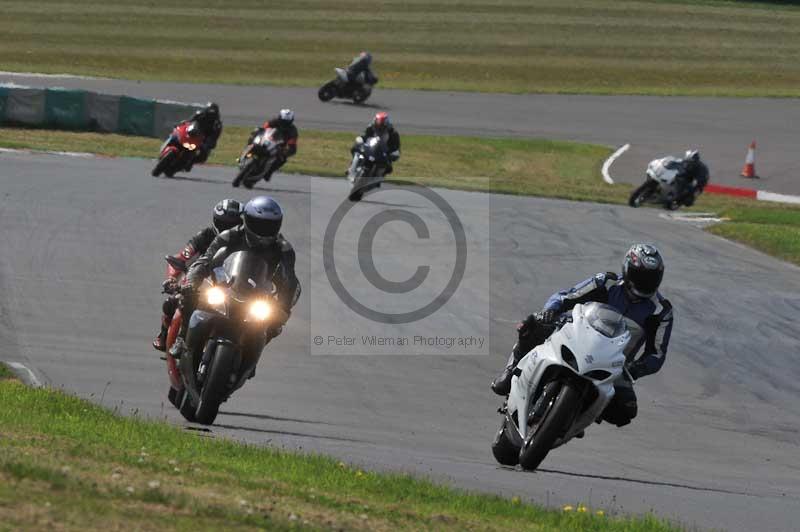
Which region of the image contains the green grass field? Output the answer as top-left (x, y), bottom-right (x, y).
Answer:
top-left (3, 126), bottom-right (799, 265)
top-left (0, 366), bottom-right (678, 531)
top-left (2, 0), bottom-right (800, 96)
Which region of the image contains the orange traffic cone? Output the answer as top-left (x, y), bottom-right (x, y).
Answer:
top-left (741, 140), bottom-right (758, 179)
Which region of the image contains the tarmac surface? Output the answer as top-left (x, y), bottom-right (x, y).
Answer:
top-left (2, 151), bottom-right (800, 531)
top-left (3, 72), bottom-right (799, 194)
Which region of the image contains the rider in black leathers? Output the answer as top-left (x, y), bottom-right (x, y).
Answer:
top-left (491, 244), bottom-right (674, 429)
top-left (348, 112), bottom-right (401, 175)
top-left (152, 199), bottom-right (243, 352)
top-left (186, 102), bottom-right (223, 168)
top-left (241, 109), bottom-right (298, 179)
top-left (344, 51), bottom-right (378, 86)
top-left (169, 196), bottom-right (300, 360)
top-left (675, 149), bottom-right (709, 207)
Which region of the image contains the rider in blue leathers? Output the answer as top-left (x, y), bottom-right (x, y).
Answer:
top-left (491, 244), bottom-right (674, 428)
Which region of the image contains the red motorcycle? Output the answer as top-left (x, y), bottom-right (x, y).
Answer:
top-left (152, 121), bottom-right (206, 178)
top-left (162, 256), bottom-right (193, 417)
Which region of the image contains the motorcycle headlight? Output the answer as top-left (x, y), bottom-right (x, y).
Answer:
top-left (248, 300), bottom-right (271, 321)
top-left (182, 142), bottom-right (197, 150)
top-left (206, 287), bottom-right (226, 306)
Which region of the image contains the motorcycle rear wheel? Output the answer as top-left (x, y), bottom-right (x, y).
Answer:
top-left (194, 343), bottom-right (236, 425)
top-left (518, 380), bottom-right (581, 471)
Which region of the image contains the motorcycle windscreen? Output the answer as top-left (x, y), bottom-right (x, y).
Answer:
top-left (222, 250), bottom-right (274, 297)
top-left (584, 303), bottom-right (627, 338)
top-left (362, 136), bottom-right (388, 161)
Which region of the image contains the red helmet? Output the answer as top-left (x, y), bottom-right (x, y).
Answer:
top-left (372, 112), bottom-right (390, 131)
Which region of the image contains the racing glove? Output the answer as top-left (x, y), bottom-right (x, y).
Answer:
top-left (161, 277), bottom-right (180, 295)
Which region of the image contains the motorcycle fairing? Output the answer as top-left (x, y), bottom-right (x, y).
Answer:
top-left (508, 303), bottom-right (629, 442)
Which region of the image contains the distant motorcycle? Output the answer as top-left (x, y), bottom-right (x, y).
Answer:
top-left (232, 128), bottom-right (287, 189)
top-left (629, 156), bottom-right (698, 210)
top-left (152, 121), bottom-right (206, 178)
top-left (347, 135), bottom-right (389, 202)
top-left (491, 303), bottom-right (630, 471)
top-left (318, 68), bottom-right (375, 104)
top-left (165, 251), bottom-right (289, 425)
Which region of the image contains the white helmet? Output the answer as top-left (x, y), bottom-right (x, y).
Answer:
top-left (279, 109), bottom-right (295, 123)
top-left (684, 149), bottom-right (700, 163)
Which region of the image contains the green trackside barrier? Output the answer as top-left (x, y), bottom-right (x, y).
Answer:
top-left (45, 88), bottom-right (88, 130)
top-left (0, 86), bottom-right (8, 123)
top-left (117, 96), bottom-right (156, 136)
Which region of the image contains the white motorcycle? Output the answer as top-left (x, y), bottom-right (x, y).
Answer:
top-left (491, 303), bottom-right (630, 471)
top-left (232, 128), bottom-right (287, 189)
top-left (629, 156), bottom-right (695, 210)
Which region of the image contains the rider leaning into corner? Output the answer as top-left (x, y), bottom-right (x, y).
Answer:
top-left (185, 102), bottom-right (223, 169)
top-left (169, 196), bottom-right (301, 360)
top-left (348, 112), bottom-right (401, 175)
top-left (343, 51), bottom-right (379, 86)
top-left (676, 149), bottom-right (710, 207)
top-left (152, 199), bottom-right (243, 352)
top-left (491, 244), bottom-right (674, 429)
top-left (241, 109), bottom-right (298, 180)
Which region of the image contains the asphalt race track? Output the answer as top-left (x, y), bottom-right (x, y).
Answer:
top-left (3, 72), bottom-right (800, 194)
top-left (2, 151), bottom-right (800, 531)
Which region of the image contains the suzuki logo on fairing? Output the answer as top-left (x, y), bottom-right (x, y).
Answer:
top-left (584, 354), bottom-right (594, 364)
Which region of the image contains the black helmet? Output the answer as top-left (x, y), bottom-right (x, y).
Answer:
top-left (206, 102), bottom-right (219, 117)
top-left (243, 196), bottom-right (283, 247)
top-left (622, 244), bottom-right (664, 298)
top-left (684, 149), bottom-right (701, 169)
top-left (360, 51), bottom-right (372, 65)
top-left (212, 199), bottom-right (243, 234)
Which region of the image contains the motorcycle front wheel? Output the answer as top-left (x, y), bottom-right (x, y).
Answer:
top-left (518, 380), bottom-right (581, 471)
top-left (233, 158), bottom-right (256, 188)
top-left (195, 343), bottom-right (236, 425)
top-left (491, 418), bottom-right (520, 466)
top-left (152, 151), bottom-right (176, 177)
top-left (628, 180), bottom-right (657, 208)
top-left (318, 82), bottom-right (337, 102)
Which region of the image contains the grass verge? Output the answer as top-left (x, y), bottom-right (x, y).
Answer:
top-left (2, 126), bottom-right (799, 266)
top-left (0, 364), bottom-right (677, 531)
top-left (708, 206), bottom-right (800, 264)
top-left (2, 0), bottom-right (800, 96)
top-left (0, 126), bottom-right (616, 202)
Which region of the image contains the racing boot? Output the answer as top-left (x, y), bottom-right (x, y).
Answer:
top-left (152, 315), bottom-right (170, 352)
top-left (491, 343), bottom-right (524, 396)
top-left (169, 337), bottom-right (187, 360)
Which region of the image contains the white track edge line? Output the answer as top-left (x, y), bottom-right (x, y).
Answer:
top-left (601, 143), bottom-right (630, 185)
top-left (7, 362), bottom-right (43, 387)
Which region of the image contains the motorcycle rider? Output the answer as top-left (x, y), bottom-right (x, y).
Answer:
top-left (491, 244), bottom-right (674, 429)
top-left (152, 199), bottom-right (243, 352)
top-left (675, 149), bottom-right (709, 207)
top-left (185, 102), bottom-right (223, 169)
top-left (169, 196), bottom-right (301, 360)
top-left (348, 112), bottom-right (401, 176)
top-left (238, 109), bottom-right (298, 182)
top-left (343, 51), bottom-right (378, 87)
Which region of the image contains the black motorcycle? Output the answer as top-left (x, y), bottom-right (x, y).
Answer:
top-left (318, 68), bottom-right (376, 104)
top-left (176, 250), bottom-right (289, 425)
top-left (347, 135), bottom-right (390, 202)
top-left (232, 128), bottom-right (287, 189)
